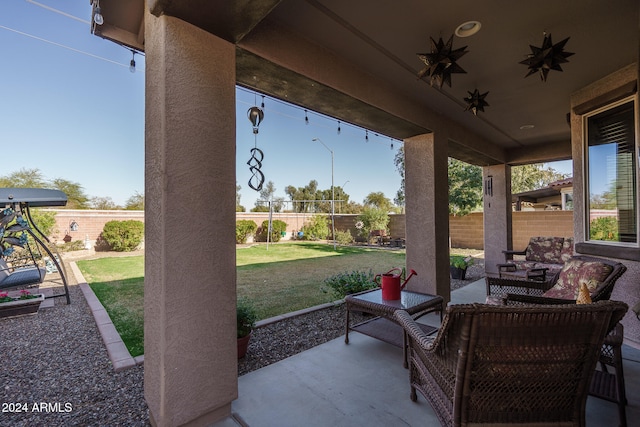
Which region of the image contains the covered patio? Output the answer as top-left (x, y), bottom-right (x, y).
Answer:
top-left (229, 279), bottom-right (640, 427)
top-left (89, 1), bottom-right (639, 425)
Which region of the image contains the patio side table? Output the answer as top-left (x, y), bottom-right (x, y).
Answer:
top-left (345, 289), bottom-right (443, 367)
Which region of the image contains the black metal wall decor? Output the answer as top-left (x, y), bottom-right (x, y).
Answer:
top-left (464, 89), bottom-right (489, 115)
top-left (520, 32), bottom-right (574, 82)
top-left (247, 106), bottom-right (265, 191)
top-left (417, 35), bottom-right (468, 88)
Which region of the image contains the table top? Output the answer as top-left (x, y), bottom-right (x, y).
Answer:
top-left (346, 288), bottom-right (443, 315)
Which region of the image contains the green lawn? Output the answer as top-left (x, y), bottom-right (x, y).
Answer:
top-left (77, 242), bottom-right (408, 357)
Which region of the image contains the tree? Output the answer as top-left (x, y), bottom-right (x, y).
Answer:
top-left (395, 148), bottom-right (483, 216)
top-left (90, 196), bottom-right (120, 210)
top-left (356, 207), bottom-right (390, 242)
top-left (511, 163), bottom-right (568, 194)
top-left (448, 158), bottom-right (482, 216)
top-left (253, 180), bottom-right (284, 212)
top-left (125, 192), bottom-right (145, 210)
top-left (393, 148), bottom-right (405, 208)
top-left (0, 168), bottom-right (46, 188)
top-left (285, 180), bottom-right (319, 212)
top-left (236, 182), bottom-right (246, 212)
top-left (0, 169), bottom-right (89, 209)
top-left (363, 191), bottom-right (392, 212)
top-left (51, 178), bottom-right (89, 209)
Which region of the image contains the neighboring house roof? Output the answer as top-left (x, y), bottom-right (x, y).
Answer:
top-left (512, 178), bottom-right (573, 204)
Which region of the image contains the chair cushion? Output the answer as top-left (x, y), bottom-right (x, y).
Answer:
top-left (0, 259), bottom-right (9, 281)
top-left (560, 237), bottom-right (574, 263)
top-left (525, 237), bottom-right (564, 263)
top-left (543, 259), bottom-right (613, 300)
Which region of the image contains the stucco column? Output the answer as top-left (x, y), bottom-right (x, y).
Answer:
top-left (144, 13), bottom-right (237, 427)
top-left (404, 133), bottom-right (450, 303)
top-left (483, 164), bottom-right (512, 275)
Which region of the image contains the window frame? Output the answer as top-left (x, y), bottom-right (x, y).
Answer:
top-left (582, 94), bottom-right (639, 248)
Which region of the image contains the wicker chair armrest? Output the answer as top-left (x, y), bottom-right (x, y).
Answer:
top-left (497, 263), bottom-right (517, 272)
top-left (502, 249), bottom-right (526, 261)
top-left (394, 309), bottom-right (436, 349)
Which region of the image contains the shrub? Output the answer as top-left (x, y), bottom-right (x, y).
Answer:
top-left (29, 209), bottom-right (57, 237)
top-left (356, 207), bottom-right (389, 242)
top-left (322, 269), bottom-right (376, 299)
top-left (590, 217), bottom-right (619, 241)
top-left (58, 240), bottom-right (87, 252)
top-left (257, 219), bottom-right (287, 242)
top-left (235, 220), bottom-right (257, 244)
top-left (335, 229), bottom-right (354, 246)
top-left (301, 215), bottom-right (330, 240)
top-left (101, 220), bottom-right (144, 252)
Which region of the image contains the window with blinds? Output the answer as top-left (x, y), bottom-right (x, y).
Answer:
top-left (586, 97), bottom-right (637, 244)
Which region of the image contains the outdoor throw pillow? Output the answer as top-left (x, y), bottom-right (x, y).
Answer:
top-left (543, 259), bottom-right (612, 300)
top-left (525, 237), bottom-right (564, 263)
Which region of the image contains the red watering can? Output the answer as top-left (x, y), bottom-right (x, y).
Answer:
top-left (374, 268), bottom-right (417, 300)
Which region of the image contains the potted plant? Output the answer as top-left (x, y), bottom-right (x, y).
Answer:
top-left (450, 255), bottom-right (474, 280)
top-left (237, 297), bottom-right (258, 359)
top-left (0, 289), bottom-right (45, 319)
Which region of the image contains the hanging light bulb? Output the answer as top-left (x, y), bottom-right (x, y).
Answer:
top-left (247, 106), bottom-right (264, 134)
top-left (337, 121), bottom-right (341, 135)
top-left (129, 50), bottom-right (136, 73)
top-left (93, 0), bottom-right (104, 25)
top-left (261, 95), bottom-right (265, 109)
top-left (391, 142), bottom-right (394, 150)
top-left (305, 110), bottom-right (309, 125)
top-left (365, 130), bottom-right (369, 142)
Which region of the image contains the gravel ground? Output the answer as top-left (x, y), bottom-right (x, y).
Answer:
top-left (0, 252), bottom-right (483, 426)
top-left (0, 284), bottom-right (149, 427)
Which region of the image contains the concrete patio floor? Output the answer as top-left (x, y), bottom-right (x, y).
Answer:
top-left (222, 279), bottom-right (640, 427)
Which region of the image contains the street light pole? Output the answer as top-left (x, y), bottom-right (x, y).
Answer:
top-left (312, 138), bottom-right (336, 250)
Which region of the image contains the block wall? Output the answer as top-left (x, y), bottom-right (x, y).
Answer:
top-left (44, 209), bottom-right (574, 250)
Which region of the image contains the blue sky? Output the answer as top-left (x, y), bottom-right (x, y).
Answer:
top-left (1, 1), bottom-right (570, 208)
top-left (0, 1), bottom-right (144, 206)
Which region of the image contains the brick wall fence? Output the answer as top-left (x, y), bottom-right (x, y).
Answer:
top-left (45, 209), bottom-right (573, 250)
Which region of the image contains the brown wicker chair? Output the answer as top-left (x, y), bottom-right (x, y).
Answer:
top-left (486, 255), bottom-right (626, 304)
top-left (394, 301), bottom-right (628, 427)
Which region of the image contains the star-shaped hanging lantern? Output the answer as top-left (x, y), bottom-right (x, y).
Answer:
top-left (417, 35), bottom-right (468, 88)
top-left (519, 33), bottom-right (574, 82)
top-left (463, 89), bottom-right (490, 115)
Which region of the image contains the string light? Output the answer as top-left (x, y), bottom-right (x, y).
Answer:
top-left (261, 95), bottom-right (265, 109)
top-left (0, 24), bottom-right (138, 70)
top-left (235, 86), bottom-right (402, 149)
top-left (93, 0), bottom-right (104, 26)
top-left (129, 50), bottom-right (136, 73)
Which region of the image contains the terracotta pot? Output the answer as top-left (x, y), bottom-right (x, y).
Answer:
top-left (0, 294), bottom-right (45, 319)
top-left (237, 332), bottom-right (252, 359)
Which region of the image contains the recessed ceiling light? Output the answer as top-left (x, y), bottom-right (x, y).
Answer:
top-left (455, 21), bottom-right (481, 37)
top-left (519, 124), bottom-right (535, 130)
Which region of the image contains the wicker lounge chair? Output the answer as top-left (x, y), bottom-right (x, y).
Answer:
top-left (394, 301), bottom-right (628, 427)
top-left (486, 255), bottom-right (626, 303)
top-left (493, 256), bottom-right (629, 427)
